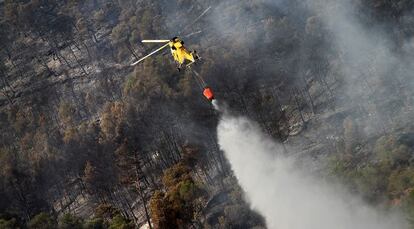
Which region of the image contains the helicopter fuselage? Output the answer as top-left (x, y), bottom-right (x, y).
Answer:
top-left (169, 37), bottom-right (197, 66)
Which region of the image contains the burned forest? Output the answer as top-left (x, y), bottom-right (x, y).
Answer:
top-left (1, 0), bottom-right (414, 228)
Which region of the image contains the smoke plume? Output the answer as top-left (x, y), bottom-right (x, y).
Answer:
top-left (216, 107), bottom-right (408, 229)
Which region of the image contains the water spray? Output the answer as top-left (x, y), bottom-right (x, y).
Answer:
top-left (215, 108), bottom-right (408, 229)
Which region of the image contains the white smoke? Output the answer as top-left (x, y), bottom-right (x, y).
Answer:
top-left (217, 112), bottom-right (409, 229)
top-left (306, 0), bottom-right (414, 134)
top-left (207, 0), bottom-right (413, 226)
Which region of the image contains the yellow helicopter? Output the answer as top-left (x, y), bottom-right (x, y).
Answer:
top-left (131, 6), bottom-right (211, 71)
top-left (131, 37), bottom-right (200, 71)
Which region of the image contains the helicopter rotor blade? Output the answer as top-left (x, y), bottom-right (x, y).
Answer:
top-left (131, 43), bottom-right (169, 66)
top-left (183, 30), bottom-right (202, 38)
top-left (142, 40), bottom-right (170, 43)
top-left (179, 6), bottom-right (211, 36)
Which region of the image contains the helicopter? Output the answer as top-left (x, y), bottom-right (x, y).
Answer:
top-left (130, 37), bottom-right (200, 71)
top-left (130, 6), bottom-right (211, 71)
top-left (130, 6), bottom-right (215, 102)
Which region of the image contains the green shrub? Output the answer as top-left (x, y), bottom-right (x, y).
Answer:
top-left (58, 214), bottom-right (83, 229)
top-left (28, 213), bottom-right (56, 229)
